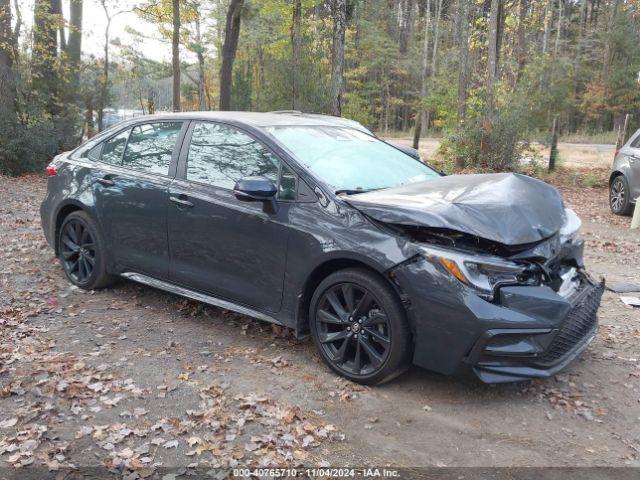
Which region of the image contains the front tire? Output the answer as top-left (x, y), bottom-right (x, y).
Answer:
top-left (58, 211), bottom-right (115, 290)
top-left (309, 268), bottom-right (412, 385)
top-left (610, 175), bottom-right (634, 216)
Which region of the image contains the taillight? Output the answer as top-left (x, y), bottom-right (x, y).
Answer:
top-left (614, 148), bottom-right (620, 158)
top-left (45, 161), bottom-right (58, 176)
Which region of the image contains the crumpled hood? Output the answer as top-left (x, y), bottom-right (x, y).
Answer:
top-left (344, 173), bottom-right (566, 245)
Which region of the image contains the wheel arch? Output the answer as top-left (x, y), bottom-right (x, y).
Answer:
top-left (609, 170), bottom-right (626, 186)
top-left (294, 254), bottom-right (407, 338)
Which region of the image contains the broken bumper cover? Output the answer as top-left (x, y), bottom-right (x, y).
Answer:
top-left (469, 280), bottom-right (603, 382)
top-left (392, 257), bottom-right (604, 383)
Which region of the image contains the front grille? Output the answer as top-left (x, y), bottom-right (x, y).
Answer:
top-left (537, 281), bottom-right (604, 364)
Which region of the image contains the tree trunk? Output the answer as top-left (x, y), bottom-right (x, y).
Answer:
top-left (329, 0), bottom-right (346, 116)
top-left (515, 0), bottom-right (527, 84)
top-left (0, 0), bottom-right (15, 115)
top-left (455, 0), bottom-right (470, 130)
top-left (52, 0), bottom-right (65, 52)
top-left (32, 0), bottom-right (58, 113)
top-left (11, 0), bottom-right (21, 61)
top-left (542, 0), bottom-right (552, 55)
top-left (194, 13), bottom-right (206, 110)
top-left (486, 0), bottom-right (500, 114)
top-left (85, 99), bottom-right (95, 138)
top-left (569, 0), bottom-right (587, 127)
top-left (68, 0), bottom-right (82, 84)
top-left (602, 0), bottom-right (620, 82)
top-left (412, 0), bottom-right (430, 150)
top-left (97, 1), bottom-right (110, 132)
top-left (553, 0), bottom-right (562, 57)
top-left (495, 0), bottom-right (505, 76)
top-left (291, 0), bottom-right (302, 110)
top-left (219, 0), bottom-right (244, 111)
top-left (398, 0), bottom-right (413, 55)
top-left (172, 0), bottom-right (181, 112)
top-left (430, 0), bottom-right (442, 76)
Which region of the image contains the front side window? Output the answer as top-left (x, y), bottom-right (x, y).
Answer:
top-left (101, 129), bottom-right (130, 165)
top-left (266, 126), bottom-right (439, 192)
top-left (122, 122), bottom-right (183, 175)
top-left (186, 122), bottom-right (279, 189)
top-left (279, 163), bottom-right (297, 201)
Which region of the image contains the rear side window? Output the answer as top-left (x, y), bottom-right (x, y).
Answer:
top-left (186, 122), bottom-right (279, 189)
top-left (87, 143), bottom-right (102, 160)
top-left (631, 132), bottom-right (640, 148)
top-left (101, 129), bottom-right (129, 165)
top-left (122, 122), bottom-right (183, 175)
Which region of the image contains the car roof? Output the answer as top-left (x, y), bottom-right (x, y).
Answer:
top-left (118, 111), bottom-right (371, 132)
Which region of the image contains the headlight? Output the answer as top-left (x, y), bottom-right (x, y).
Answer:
top-left (559, 208), bottom-right (581, 244)
top-left (420, 245), bottom-right (538, 300)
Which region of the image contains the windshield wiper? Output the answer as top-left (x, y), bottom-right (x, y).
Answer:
top-left (335, 187), bottom-right (383, 196)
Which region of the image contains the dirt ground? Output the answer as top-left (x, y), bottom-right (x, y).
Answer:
top-left (1, 173), bottom-right (639, 477)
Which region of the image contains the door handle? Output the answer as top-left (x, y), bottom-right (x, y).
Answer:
top-left (95, 177), bottom-right (115, 187)
top-left (169, 196), bottom-right (194, 208)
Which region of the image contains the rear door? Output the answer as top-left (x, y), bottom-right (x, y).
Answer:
top-left (92, 121), bottom-right (186, 279)
top-left (167, 121), bottom-right (293, 313)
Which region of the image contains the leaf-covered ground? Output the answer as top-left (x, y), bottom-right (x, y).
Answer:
top-left (1, 174), bottom-right (639, 478)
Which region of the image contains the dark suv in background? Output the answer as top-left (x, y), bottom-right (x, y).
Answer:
top-left (41, 112), bottom-right (603, 385)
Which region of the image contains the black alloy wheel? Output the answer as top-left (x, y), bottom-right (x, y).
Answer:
top-left (61, 219), bottom-right (96, 283)
top-left (609, 175), bottom-right (633, 215)
top-left (310, 268), bottom-right (411, 385)
top-left (316, 282), bottom-right (391, 376)
top-left (58, 211), bottom-right (115, 289)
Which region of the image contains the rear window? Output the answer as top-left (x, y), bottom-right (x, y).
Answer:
top-left (122, 122), bottom-right (183, 175)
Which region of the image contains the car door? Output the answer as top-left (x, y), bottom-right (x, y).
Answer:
top-left (92, 121), bottom-right (186, 279)
top-left (167, 121), bottom-right (293, 313)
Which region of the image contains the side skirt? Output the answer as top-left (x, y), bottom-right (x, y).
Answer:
top-left (120, 272), bottom-right (284, 326)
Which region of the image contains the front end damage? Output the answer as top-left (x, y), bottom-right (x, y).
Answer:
top-left (346, 173), bottom-right (603, 383)
top-left (389, 225), bottom-right (603, 383)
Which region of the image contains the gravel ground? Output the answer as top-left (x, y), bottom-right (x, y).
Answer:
top-left (1, 174), bottom-right (639, 478)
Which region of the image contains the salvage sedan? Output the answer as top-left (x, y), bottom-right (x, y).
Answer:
top-left (41, 112), bottom-right (603, 385)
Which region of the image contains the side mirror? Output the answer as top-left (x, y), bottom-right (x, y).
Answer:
top-left (233, 176), bottom-right (277, 202)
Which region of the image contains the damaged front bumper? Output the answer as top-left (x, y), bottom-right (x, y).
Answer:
top-left (467, 278), bottom-right (603, 382)
top-left (391, 255), bottom-right (604, 383)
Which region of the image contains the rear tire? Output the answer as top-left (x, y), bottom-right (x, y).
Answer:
top-left (58, 211), bottom-right (115, 290)
top-left (309, 268), bottom-right (412, 385)
top-left (609, 174), bottom-right (634, 216)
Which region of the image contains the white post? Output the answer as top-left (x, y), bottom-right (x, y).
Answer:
top-left (632, 199), bottom-right (640, 230)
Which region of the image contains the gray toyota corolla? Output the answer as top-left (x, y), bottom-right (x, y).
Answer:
top-left (41, 112), bottom-right (603, 385)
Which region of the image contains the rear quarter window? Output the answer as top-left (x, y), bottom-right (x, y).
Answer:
top-left (87, 143), bottom-right (103, 161)
top-left (101, 129), bottom-right (130, 165)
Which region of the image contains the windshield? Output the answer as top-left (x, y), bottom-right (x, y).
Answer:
top-left (265, 126), bottom-right (439, 192)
